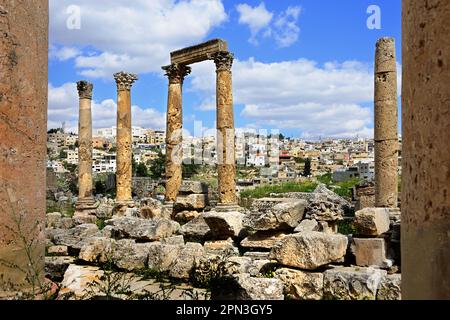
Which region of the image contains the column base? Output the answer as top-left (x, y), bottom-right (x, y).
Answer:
top-left (114, 199), bottom-right (136, 208)
top-left (75, 197), bottom-right (98, 217)
top-left (215, 203), bottom-right (244, 213)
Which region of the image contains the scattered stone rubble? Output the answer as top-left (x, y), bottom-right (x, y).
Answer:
top-left (44, 183), bottom-right (401, 300)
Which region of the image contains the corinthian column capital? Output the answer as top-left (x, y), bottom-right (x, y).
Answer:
top-left (77, 81), bottom-right (93, 99)
top-left (208, 51), bottom-right (234, 72)
top-left (114, 71), bottom-right (138, 91)
top-left (162, 63), bottom-right (192, 84)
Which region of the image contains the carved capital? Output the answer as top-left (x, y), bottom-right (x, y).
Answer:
top-left (77, 81), bottom-right (93, 99)
top-left (208, 51), bottom-right (234, 72)
top-left (114, 71), bottom-right (138, 91)
top-left (162, 64), bottom-right (192, 84)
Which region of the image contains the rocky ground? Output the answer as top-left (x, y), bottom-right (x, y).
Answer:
top-left (44, 182), bottom-right (401, 300)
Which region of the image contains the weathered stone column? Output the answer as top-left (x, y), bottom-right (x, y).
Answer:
top-left (402, 0), bottom-right (450, 299)
top-left (114, 72), bottom-right (138, 207)
top-left (162, 64), bottom-right (191, 203)
top-left (75, 81), bottom-right (96, 215)
top-left (0, 0), bottom-right (48, 294)
top-left (210, 52), bottom-right (238, 208)
top-left (374, 37), bottom-right (399, 208)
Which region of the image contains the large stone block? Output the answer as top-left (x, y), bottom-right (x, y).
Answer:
top-left (147, 243), bottom-right (183, 272)
top-left (106, 217), bottom-right (180, 241)
top-left (269, 231), bottom-right (348, 270)
top-left (355, 208), bottom-right (390, 236)
top-left (240, 231), bottom-right (288, 250)
top-left (174, 194), bottom-right (207, 211)
top-left (52, 224), bottom-right (100, 252)
top-left (353, 238), bottom-right (388, 267)
top-left (212, 273), bottom-right (284, 300)
top-left (244, 200), bottom-right (306, 231)
top-left (275, 268), bottom-right (324, 300)
top-left (179, 181), bottom-right (209, 194)
top-left (59, 265), bottom-right (104, 299)
top-left (179, 215), bottom-right (211, 241)
top-left (169, 243), bottom-right (205, 279)
top-left (45, 257), bottom-right (75, 281)
top-left (377, 274), bottom-right (401, 300)
top-left (203, 211), bottom-right (245, 239)
top-left (294, 219), bottom-right (319, 233)
top-left (323, 266), bottom-right (387, 300)
top-left (204, 238), bottom-right (240, 256)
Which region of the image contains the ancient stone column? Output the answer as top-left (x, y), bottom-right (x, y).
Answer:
top-left (374, 37), bottom-right (399, 208)
top-left (210, 52), bottom-right (238, 208)
top-left (75, 81), bottom-right (96, 214)
top-left (0, 0), bottom-right (48, 294)
top-left (162, 64), bottom-right (191, 203)
top-left (114, 72), bottom-right (138, 207)
top-left (402, 0), bottom-right (450, 299)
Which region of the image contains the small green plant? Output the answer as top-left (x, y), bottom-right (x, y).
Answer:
top-left (240, 181), bottom-right (318, 199)
top-left (337, 219), bottom-right (356, 235)
top-left (96, 218), bottom-right (106, 230)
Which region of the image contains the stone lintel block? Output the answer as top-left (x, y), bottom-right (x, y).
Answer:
top-left (353, 237), bottom-right (387, 267)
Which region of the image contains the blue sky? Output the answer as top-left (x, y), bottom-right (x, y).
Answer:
top-left (48, 0), bottom-right (401, 139)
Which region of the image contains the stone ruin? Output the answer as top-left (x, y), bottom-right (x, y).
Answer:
top-left (0, 0), bottom-right (449, 300)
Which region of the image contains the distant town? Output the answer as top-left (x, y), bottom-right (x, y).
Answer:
top-left (47, 126), bottom-right (402, 186)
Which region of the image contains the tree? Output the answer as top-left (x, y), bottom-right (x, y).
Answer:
top-left (136, 163), bottom-right (150, 177)
top-left (303, 158), bottom-right (312, 177)
top-left (59, 149), bottom-right (68, 159)
top-left (149, 152), bottom-right (166, 179)
top-left (182, 163), bottom-right (200, 178)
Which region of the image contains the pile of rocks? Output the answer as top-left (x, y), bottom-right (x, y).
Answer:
top-left (172, 181), bottom-right (209, 223)
top-left (44, 185), bottom-right (401, 300)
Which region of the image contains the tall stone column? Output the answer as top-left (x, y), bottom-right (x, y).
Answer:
top-left (75, 81), bottom-right (96, 215)
top-left (0, 0), bottom-right (48, 294)
top-left (374, 38), bottom-right (399, 208)
top-left (210, 52), bottom-right (238, 208)
top-left (114, 72), bottom-right (138, 207)
top-left (162, 64), bottom-right (191, 203)
top-left (402, 0), bottom-right (450, 299)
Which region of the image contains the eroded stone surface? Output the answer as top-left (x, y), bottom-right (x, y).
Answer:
top-left (355, 208), bottom-right (390, 236)
top-left (377, 274), bottom-right (401, 300)
top-left (323, 266), bottom-right (387, 300)
top-left (270, 232), bottom-right (348, 270)
top-left (275, 268), bottom-right (324, 300)
top-left (203, 211), bottom-right (245, 239)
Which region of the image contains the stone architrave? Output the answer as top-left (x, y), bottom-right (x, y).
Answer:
top-left (209, 51), bottom-right (237, 207)
top-left (162, 64), bottom-right (191, 203)
top-left (114, 72), bottom-right (138, 207)
top-left (0, 0), bottom-right (48, 294)
top-left (374, 37), bottom-right (399, 208)
top-left (75, 81), bottom-right (96, 214)
top-left (402, 0), bottom-right (450, 300)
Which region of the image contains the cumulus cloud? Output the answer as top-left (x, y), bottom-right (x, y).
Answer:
top-left (188, 58), bottom-right (401, 138)
top-left (236, 3), bottom-right (273, 45)
top-left (236, 3), bottom-right (301, 47)
top-left (49, 0), bottom-right (227, 78)
top-left (48, 83), bottom-right (165, 133)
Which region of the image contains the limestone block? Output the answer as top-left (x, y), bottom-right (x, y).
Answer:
top-left (355, 208), bottom-right (390, 236)
top-left (169, 243), bottom-right (205, 279)
top-left (240, 231), bottom-right (288, 250)
top-left (106, 217), bottom-right (180, 241)
top-left (147, 243), bottom-right (183, 272)
top-left (174, 194), bottom-right (207, 211)
top-left (59, 265), bottom-right (104, 299)
top-left (353, 238), bottom-right (387, 267)
top-left (179, 181), bottom-right (209, 194)
top-left (323, 266), bottom-right (387, 300)
top-left (203, 238), bottom-right (239, 256)
top-left (294, 219), bottom-right (319, 233)
top-left (45, 257), bottom-right (75, 281)
top-left (275, 268), bottom-right (324, 300)
top-left (179, 215), bottom-right (211, 241)
top-left (212, 274), bottom-right (284, 300)
top-left (47, 245), bottom-right (69, 256)
top-left (269, 231), bottom-right (348, 270)
top-left (203, 211), bottom-right (245, 239)
top-left (47, 212), bottom-right (62, 229)
top-left (52, 224), bottom-right (100, 251)
top-left (377, 274), bottom-right (401, 300)
top-left (139, 198), bottom-right (163, 219)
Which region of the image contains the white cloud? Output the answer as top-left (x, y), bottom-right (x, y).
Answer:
top-left (48, 83), bottom-right (165, 133)
top-left (188, 58), bottom-right (400, 138)
top-left (273, 6), bottom-right (301, 48)
top-left (236, 3), bottom-right (301, 47)
top-left (50, 0), bottom-right (227, 78)
top-left (236, 3), bottom-right (273, 45)
top-left (49, 45), bottom-right (82, 61)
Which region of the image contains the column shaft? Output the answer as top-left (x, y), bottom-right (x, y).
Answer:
top-left (374, 38), bottom-right (399, 208)
top-left (76, 81), bottom-right (95, 211)
top-left (402, 0), bottom-right (450, 299)
top-left (0, 0), bottom-right (48, 294)
top-left (114, 72), bottom-right (138, 206)
top-left (211, 52), bottom-right (237, 205)
top-left (163, 64), bottom-right (190, 202)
